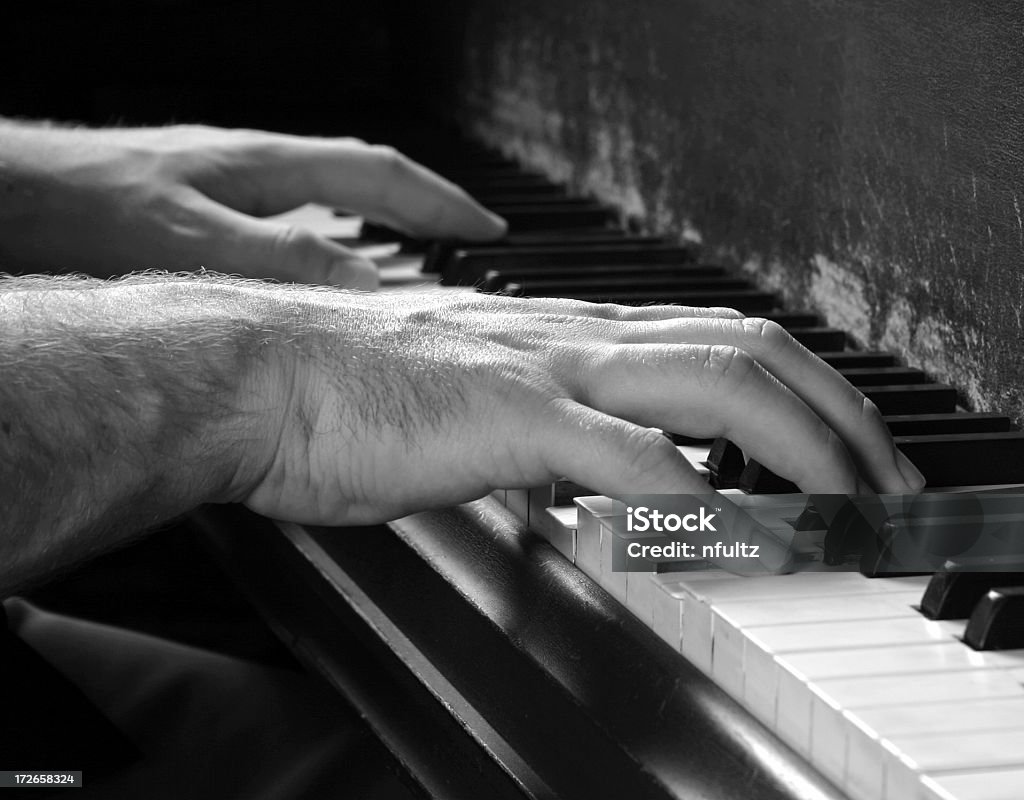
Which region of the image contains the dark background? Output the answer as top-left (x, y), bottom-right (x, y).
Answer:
top-left (437, 0), bottom-right (1024, 427)
top-left (2, 0), bottom-right (406, 132)
top-left (8, 0), bottom-right (1022, 425)
top-left (9, 0), bottom-right (1018, 437)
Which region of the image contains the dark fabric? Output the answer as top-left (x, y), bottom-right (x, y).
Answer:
top-left (3, 600), bottom-right (418, 800)
top-left (0, 600), bottom-right (140, 776)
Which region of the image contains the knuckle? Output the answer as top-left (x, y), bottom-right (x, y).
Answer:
top-left (620, 428), bottom-right (681, 482)
top-left (741, 316), bottom-right (792, 356)
top-left (702, 344), bottom-right (757, 388)
top-left (274, 224), bottom-right (317, 253)
top-left (591, 301), bottom-right (634, 320)
top-left (368, 145), bottom-right (413, 206)
top-left (372, 144), bottom-right (405, 176)
top-left (271, 226), bottom-right (332, 278)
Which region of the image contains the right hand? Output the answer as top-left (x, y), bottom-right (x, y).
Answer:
top-left (232, 292), bottom-right (926, 526)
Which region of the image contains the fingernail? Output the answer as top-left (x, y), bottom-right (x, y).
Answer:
top-left (485, 211), bottom-right (508, 236)
top-left (895, 449), bottom-right (926, 492)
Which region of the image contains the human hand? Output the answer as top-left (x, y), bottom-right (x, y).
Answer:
top-left (0, 123), bottom-right (505, 288)
top-left (236, 293), bottom-right (926, 525)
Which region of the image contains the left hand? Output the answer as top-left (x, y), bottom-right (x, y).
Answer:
top-left (0, 123), bottom-right (506, 288)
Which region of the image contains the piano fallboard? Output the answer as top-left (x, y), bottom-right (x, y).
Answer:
top-left (194, 501), bottom-right (848, 800)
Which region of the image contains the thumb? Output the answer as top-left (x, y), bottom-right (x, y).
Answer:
top-left (191, 193), bottom-right (380, 289)
top-left (241, 221), bottom-right (380, 290)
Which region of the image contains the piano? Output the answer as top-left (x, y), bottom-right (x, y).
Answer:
top-left (194, 138), bottom-right (1024, 800)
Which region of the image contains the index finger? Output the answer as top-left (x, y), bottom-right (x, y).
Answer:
top-left (207, 136), bottom-right (508, 241)
top-left (618, 316), bottom-right (925, 493)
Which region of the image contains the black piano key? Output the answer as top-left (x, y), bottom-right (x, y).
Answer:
top-left (793, 505), bottom-right (827, 531)
top-left (742, 431), bottom-right (1024, 494)
top-left (444, 243), bottom-right (694, 284)
top-left (440, 166), bottom-right (544, 181)
top-left (500, 232), bottom-right (661, 247)
top-left (755, 312), bottom-right (822, 328)
top-left (415, 152), bottom-right (513, 170)
top-left (358, 221), bottom-right (422, 248)
top-left (507, 275), bottom-right (756, 297)
top-left (859, 547), bottom-right (940, 578)
top-left (477, 262), bottom-right (728, 292)
top-left (468, 187), bottom-right (572, 203)
top-left (457, 175), bottom-right (565, 193)
top-left (838, 367), bottom-right (928, 386)
top-left (818, 351), bottom-right (898, 369)
top-left (554, 289), bottom-right (778, 312)
top-left (424, 234), bottom-right (666, 274)
top-left (485, 203), bottom-right (616, 232)
top-left (919, 558), bottom-right (1024, 620)
top-left (667, 432), bottom-right (715, 446)
top-left (860, 384), bottom-right (957, 414)
top-left (552, 479), bottom-right (596, 506)
top-left (788, 328), bottom-right (846, 352)
top-left (882, 413), bottom-right (1013, 436)
top-left (486, 198), bottom-right (606, 213)
top-left (738, 461), bottom-right (798, 494)
top-left (963, 587), bottom-right (1024, 650)
top-left (706, 438), bottom-right (746, 489)
top-left (896, 432), bottom-right (1024, 486)
top-left (814, 496), bottom-right (903, 570)
top-left (834, 492), bottom-right (1024, 575)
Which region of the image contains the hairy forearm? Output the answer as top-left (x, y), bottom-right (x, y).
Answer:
top-left (0, 272), bottom-right (282, 594)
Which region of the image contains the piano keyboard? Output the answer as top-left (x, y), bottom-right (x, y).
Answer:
top-left (286, 141), bottom-right (1024, 800)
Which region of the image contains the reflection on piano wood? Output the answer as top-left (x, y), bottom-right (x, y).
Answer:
top-left (201, 141), bottom-right (1024, 800)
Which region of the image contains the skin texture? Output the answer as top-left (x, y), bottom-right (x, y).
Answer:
top-left (0, 273), bottom-right (923, 594)
top-left (0, 121), bottom-right (924, 594)
top-left (0, 122), bottom-right (506, 288)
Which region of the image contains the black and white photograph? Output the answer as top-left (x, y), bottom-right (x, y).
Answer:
top-left (2, 1), bottom-right (1024, 798)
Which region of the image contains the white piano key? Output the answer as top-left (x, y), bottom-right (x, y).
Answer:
top-left (709, 592), bottom-right (927, 704)
top-left (602, 516), bottom-right (702, 605)
top-left (715, 590), bottom-right (924, 628)
top-left (562, 488), bottom-right (1024, 799)
top-left (761, 617), bottom-right (972, 759)
top-left (574, 496), bottom-right (619, 581)
top-left (626, 570), bottom-right (708, 630)
top-left (267, 203), bottom-right (363, 238)
top-left (677, 444), bottom-right (711, 475)
top-left (885, 729), bottom-right (1024, 800)
top-left (539, 505), bottom-right (577, 562)
top-left (771, 620), bottom-right (960, 750)
top-left (599, 520), bottom-right (635, 603)
top-left (846, 698), bottom-right (1024, 800)
top-left (651, 580), bottom-right (690, 650)
top-left (802, 668), bottom-right (1024, 797)
top-left (505, 488), bottom-right (531, 524)
top-left (816, 668), bottom-right (1024, 715)
top-left (527, 485), bottom-right (556, 530)
top-left (805, 645), bottom-right (1024, 789)
top-left (677, 573), bottom-right (750, 673)
top-left (922, 766), bottom-right (1024, 800)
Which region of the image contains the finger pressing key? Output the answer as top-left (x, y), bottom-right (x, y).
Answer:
top-left (616, 315), bottom-right (923, 492)
top-left (577, 342), bottom-right (863, 494)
